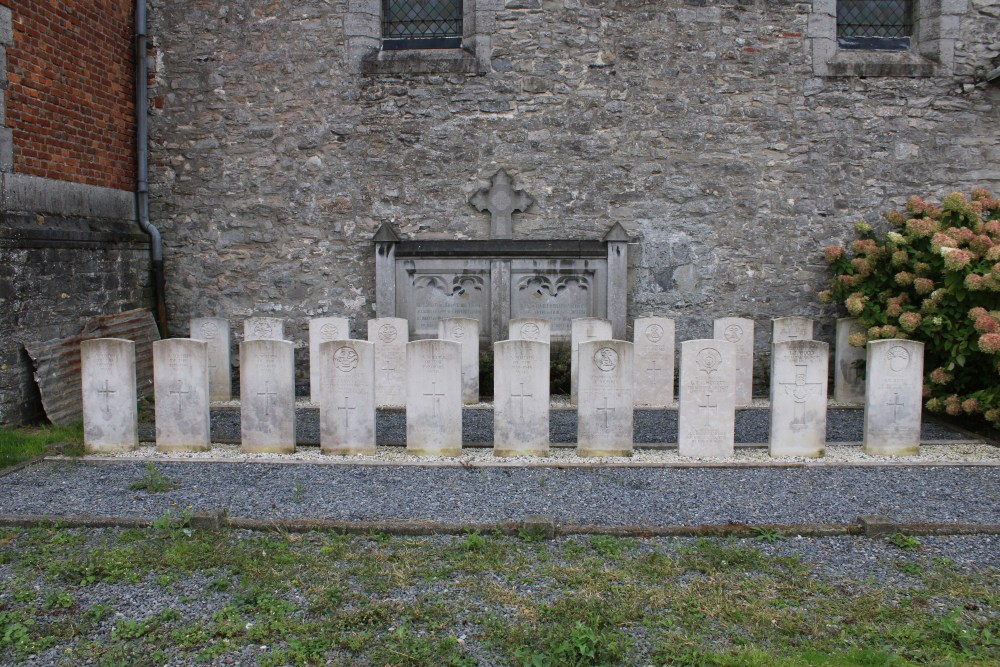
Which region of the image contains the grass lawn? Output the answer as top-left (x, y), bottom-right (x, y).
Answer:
top-left (0, 423), bottom-right (83, 470)
top-left (0, 523), bottom-right (997, 666)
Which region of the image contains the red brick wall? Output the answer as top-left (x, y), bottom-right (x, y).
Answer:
top-left (4, 1), bottom-right (135, 191)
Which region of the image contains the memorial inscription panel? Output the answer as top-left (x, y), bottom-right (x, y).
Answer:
top-left (510, 259), bottom-right (607, 340)
top-left (396, 259), bottom-right (491, 340)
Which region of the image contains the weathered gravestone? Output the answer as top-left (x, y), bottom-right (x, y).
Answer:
top-left (678, 339), bottom-right (736, 458)
top-left (577, 340), bottom-right (634, 457)
top-left (509, 317), bottom-right (551, 344)
top-left (309, 316), bottom-right (350, 403)
top-left (319, 339), bottom-right (375, 455)
top-left (835, 317), bottom-right (866, 404)
top-left (153, 338), bottom-right (211, 453)
top-left (244, 317), bottom-right (285, 341)
top-left (239, 339), bottom-right (296, 453)
top-left (633, 316), bottom-right (675, 408)
top-left (493, 339), bottom-right (550, 457)
top-left (769, 340), bottom-right (828, 458)
top-left (713, 318), bottom-right (753, 407)
top-left (190, 317), bottom-right (231, 401)
top-left (772, 316), bottom-right (814, 343)
top-left (571, 317), bottom-right (613, 404)
top-left (406, 339), bottom-right (463, 456)
top-left (863, 339), bottom-right (924, 456)
top-left (81, 338), bottom-right (138, 453)
top-left (439, 317), bottom-right (480, 404)
top-left (368, 317), bottom-right (408, 409)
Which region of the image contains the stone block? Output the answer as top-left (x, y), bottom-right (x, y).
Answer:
top-left (153, 338), bottom-right (211, 453)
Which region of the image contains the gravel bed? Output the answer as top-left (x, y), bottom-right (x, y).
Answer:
top-left (3, 455), bottom-right (999, 527)
top-left (137, 405), bottom-right (972, 444)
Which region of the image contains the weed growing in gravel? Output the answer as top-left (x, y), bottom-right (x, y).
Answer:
top-left (888, 532), bottom-right (922, 550)
top-left (128, 462), bottom-right (179, 493)
top-left (753, 526), bottom-right (786, 543)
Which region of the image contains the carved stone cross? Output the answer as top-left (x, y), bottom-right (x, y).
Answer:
top-left (470, 168), bottom-right (533, 239)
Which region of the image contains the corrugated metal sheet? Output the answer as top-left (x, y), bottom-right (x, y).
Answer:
top-left (25, 309), bottom-right (160, 425)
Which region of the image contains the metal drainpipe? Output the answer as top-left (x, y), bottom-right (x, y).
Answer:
top-left (135, 1), bottom-right (168, 336)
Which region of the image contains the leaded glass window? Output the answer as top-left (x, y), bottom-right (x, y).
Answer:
top-left (838, 0), bottom-right (912, 50)
top-left (382, 0), bottom-right (463, 50)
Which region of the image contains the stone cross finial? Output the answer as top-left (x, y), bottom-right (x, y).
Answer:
top-left (470, 168), bottom-right (533, 239)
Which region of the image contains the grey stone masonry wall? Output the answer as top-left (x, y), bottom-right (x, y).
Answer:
top-left (146, 0), bottom-right (1000, 391)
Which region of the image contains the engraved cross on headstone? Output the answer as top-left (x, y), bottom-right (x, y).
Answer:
top-left (470, 168), bottom-right (533, 239)
top-left (597, 396), bottom-right (615, 429)
top-left (258, 381), bottom-right (277, 416)
top-left (339, 395), bottom-right (355, 427)
top-left (780, 365), bottom-right (823, 430)
top-left (424, 381), bottom-right (445, 418)
top-left (887, 393), bottom-right (904, 422)
top-left (169, 380), bottom-right (190, 416)
top-left (698, 389), bottom-right (718, 410)
top-left (98, 380), bottom-right (117, 416)
top-left (511, 382), bottom-right (532, 418)
top-left (646, 359), bottom-right (662, 374)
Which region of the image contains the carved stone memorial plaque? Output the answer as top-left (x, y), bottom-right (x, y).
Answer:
top-left (190, 317), bottom-right (231, 401)
top-left (239, 339), bottom-right (296, 453)
top-left (309, 316), bottom-right (350, 403)
top-left (835, 317), bottom-right (866, 404)
top-left (713, 317), bottom-right (753, 407)
top-left (510, 261), bottom-right (608, 341)
top-left (509, 317), bottom-right (551, 344)
top-left (81, 338), bottom-right (138, 453)
top-left (368, 317), bottom-right (408, 409)
top-left (494, 340), bottom-right (550, 457)
top-left (244, 317), bottom-right (285, 341)
top-left (571, 317), bottom-right (612, 404)
top-left (769, 340), bottom-right (828, 458)
top-left (678, 339), bottom-right (736, 458)
top-left (863, 339), bottom-right (924, 456)
top-left (319, 339), bottom-right (375, 455)
top-left (634, 316), bottom-right (675, 408)
top-left (577, 340), bottom-right (633, 457)
top-left (439, 317), bottom-right (480, 404)
top-left (772, 316), bottom-right (814, 343)
top-left (153, 338), bottom-right (210, 453)
top-left (396, 259), bottom-right (491, 341)
top-left (406, 339), bottom-right (462, 456)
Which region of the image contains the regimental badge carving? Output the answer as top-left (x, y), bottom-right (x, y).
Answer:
top-left (320, 323), bottom-right (340, 340)
top-left (723, 324), bottom-right (743, 343)
top-left (645, 324), bottom-right (664, 343)
top-left (333, 346), bottom-right (359, 373)
top-left (252, 321), bottom-right (273, 338)
top-left (594, 346), bottom-right (619, 372)
top-left (520, 322), bottom-right (541, 340)
top-left (887, 345), bottom-right (910, 373)
top-left (451, 324), bottom-right (466, 339)
top-left (378, 324), bottom-right (397, 343)
top-left (696, 348), bottom-right (723, 376)
top-left (200, 321), bottom-right (218, 340)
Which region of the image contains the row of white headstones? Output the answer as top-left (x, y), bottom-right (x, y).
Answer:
top-left (80, 315), bottom-right (924, 458)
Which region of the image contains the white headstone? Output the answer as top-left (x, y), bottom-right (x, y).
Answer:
top-left (863, 339), bottom-right (924, 456)
top-left (244, 317), bottom-right (285, 341)
top-left (769, 340), bottom-right (828, 458)
top-left (406, 339), bottom-right (463, 456)
top-left (577, 340), bottom-right (634, 457)
top-left (509, 317), bottom-right (551, 344)
top-left (153, 338), bottom-right (211, 452)
top-left (494, 340), bottom-right (550, 457)
top-left (713, 317), bottom-right (754, 407)
top-left (368, 317), bottom-right (408, 409)
top-left (319, 339), bottom-right (375, 455)
top-left (835, 317), bottom-right (866, 404)
top-left (309, 317), bottom-right (350, 403)
top-left (570, 317), bottom-right (613, 404)
top-left (81, 338), bottom-right (138, 453)
top-left (239, 339), bottom-right (296, 453)
top-left (633, 316), bottom-right (675, 408)
top-left (190, 317), bottom-right (231, 401)
top-left (439, 317), bottom-right (480, 404)
top-left (772, 316), bottom-right (815, 343)
top-left (678, 339), bottom-right (736, 458)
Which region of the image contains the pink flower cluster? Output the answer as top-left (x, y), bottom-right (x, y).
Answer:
top-left (929, 367), bottom-right (952, 384)
top-left (986, 409), bottom-right (1000, 424)
top-left (885, 210), bottom-right (907, 226)
top-left (851, 257), bottom-right (873, 277)
top-left (845, 293), bottom-right (868, 316)
top-left (965, 274), bottom-right (985, 290)
top-left (913, 278), bottom-right (935, 295)
top-left (978, 332), bottom-right (1000, 354)
top-left (944, 395), bottom-right (962, 416)
top-left (850, 239), bottom-right (880, 256)
top-left (838, 274), bottom-right (861, 288)
top-left (973, 313), bottom-right (999, 333)
top-left (931, 232), bottom-right (958, 252)
top-left (905, 217), bottom-right (938, 238)
top-left (941, 247), bottom-right (975, 271)
top-left (847, 332), bottom-right (867, 347)
top-left (894, 271), bottom-right (915, 286)
top-left (962, 398), bottom-right (981, 414)
top-left (898, 312), bottom-right (922, 332)
top-left (868, 324), bottom-right (900, 339)
top-left (823, 246), bottom-right (844, 263)
top-left (891, 250), bottom-right (909, 267)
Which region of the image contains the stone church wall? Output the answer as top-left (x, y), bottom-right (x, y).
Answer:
top-left (146, 0), bottom-right (999, 387)
top-left (0, 2), bottom-right (151, 426)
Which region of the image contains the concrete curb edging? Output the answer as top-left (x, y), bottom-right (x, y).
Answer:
top-left (2, 512), bottom-right (999, 540)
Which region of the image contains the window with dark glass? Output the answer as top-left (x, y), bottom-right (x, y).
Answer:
top-left (382, 0), bottom-right (463, 50)
top-left (837, 0), bottom-right (912, 50)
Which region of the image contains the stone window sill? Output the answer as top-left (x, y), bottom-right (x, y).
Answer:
top-left (824, 50), bottom-right (937, 77)
top-left (361, 48), bottom-right (483, 75)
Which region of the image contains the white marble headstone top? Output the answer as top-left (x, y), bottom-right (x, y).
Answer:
top-left (244, 317), bottom-right (285, 341)
top-left (577, 340), bottom-right (634, 457)
top-left (863, 339), bottom-right (924, 456)
top-left (438, 317), bottom-right (480, 404)
top-left (713, 317), bottom-right (753, 407)
top-left (769, 340), bottom-right (828, 458)
top-left (319, 339), bottom-right (375, 455)
top-left (368, 317), bottom-right (408, 409)
top-left (153, 338), bottom-right (211, 453)
top-left (571, 317), bottom-right (613, 404)
top-left (678, 339), bottom-right (736, 458)
top-left (190, 317), bottom-right (231, 401)
top-left (309, 317), bottom-right (350, 403)
top-left (509, 317), bottom-right (552, 344)
top-left (834, 317), bottom-right (866, 404)
top-left (633, 316), bottom-right (675, 408)
top-left (81, 338), bottom-right (138, 453)
top-left (494, 339), bottom-right (550, 457)
top-left (772, 316), bottom-right (815, 344)
top-left (406, 339), bottom-right (463, 456)
top-left (239, 339), bottom-right (296, 453)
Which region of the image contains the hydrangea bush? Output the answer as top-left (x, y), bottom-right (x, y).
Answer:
top-left (821, 188), bottom-right (1000, 427)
